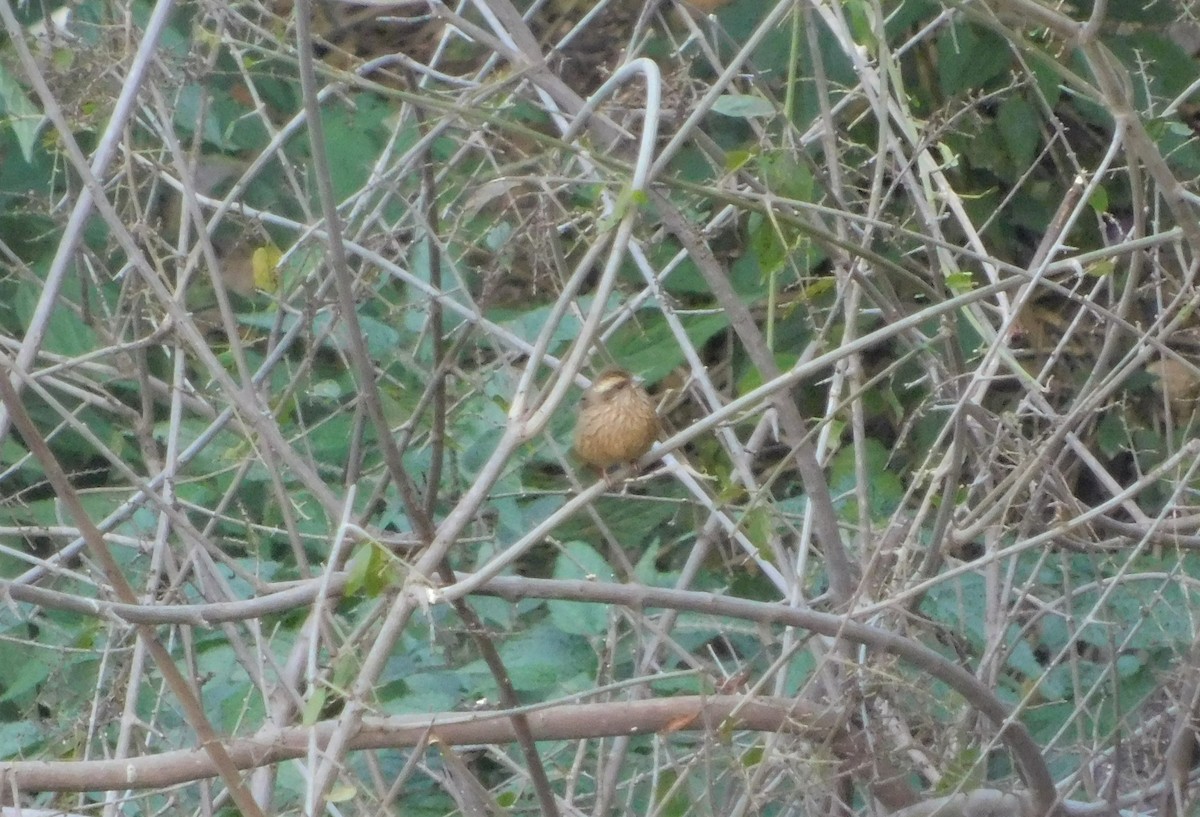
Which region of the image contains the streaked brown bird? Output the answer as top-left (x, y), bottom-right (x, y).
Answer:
top-left (573, 367), bottom-right (659, 475)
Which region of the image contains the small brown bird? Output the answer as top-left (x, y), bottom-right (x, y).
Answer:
top-left (573, 367), bottom-right (659, 476)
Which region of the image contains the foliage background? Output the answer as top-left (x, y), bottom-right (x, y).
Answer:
top-left (2, 0), bottom-right (1200, 814)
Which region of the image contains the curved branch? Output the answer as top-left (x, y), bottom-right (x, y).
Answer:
top-left (472, 575), bottom-right (1059, 814)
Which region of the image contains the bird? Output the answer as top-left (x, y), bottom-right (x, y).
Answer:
top-left (573, 367), bottom-right (660, 478)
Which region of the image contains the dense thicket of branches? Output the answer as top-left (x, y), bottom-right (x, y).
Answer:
top-left (2, 0), bottom-right (1200, 815)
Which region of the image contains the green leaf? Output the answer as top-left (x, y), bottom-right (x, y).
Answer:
top-left (296, 310), bottom-right (400, 359)
top-left (1113, 651), bottom-right (1143, 679)
top-left (654, 769), bottom-right (690, 817)
top-left (944, 270), bottom-right (975, 293)
top-left (14, 279), bottom-right (97, 357)
top-left (345, 541), bottom-right (396, 597)
top-left (174, 84), bottom-right (229, 149)
top-left (1095, 412), bottom-right (1126, 459)
top-left (711, 93), bottom-right (777, 119)
top-left (739, 506), bottom-right (772, 558)
top-left (0, 63), bottom-right (45, 162)
top-left (935, 747), bottom-right (984, 794)
top-left (301, 689), bottom-right (326, 725)
top-left (548, 542), bottom-right (613, 636)
top-left (922, 573), bottom-right (987, 645)
top-left (1029, 53), bottom-right (1063, 107)
top-left (492, 623), bottom-right (594, 693)
top-left (828, 439), bottom-right (903, 521)
top-left (996, 96), bottom-right (1038, 170)
top-left (328, 783), bottom-right (357, 803)
top-left (938, 23), bottom-right (1011, 96)
top-left (844, 0), bottom-right (875, 47)
top-left (0, 721), bottom-right (45, 759)
top-left (318, 94), bottom-right (390, 201)
top-left (725, 149), bottom-right (753, 171)
top-left (0, 654), bottom-right (50, 704)
top-left (384, 663), bottom-right (466, 715)
top-left (750, 215), bottom-right (788, 276)
top-left (758, 150), bottom-right (814, 201)
top-left (496, 300), bottom-right (587, 349)
top-left (634, 542), bottom-right (678, 587)
top-left (612, 311), bottom-right (729, 384)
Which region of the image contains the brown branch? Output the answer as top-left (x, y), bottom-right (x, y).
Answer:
top-left (0, 696), bottom-right (918, 809)
top-left (475, 573), bottom-right (1059, 813)
top-left (3, 547), bottom-right (1055, 803)
top-left (3, 558), bottom-right (1056, 812)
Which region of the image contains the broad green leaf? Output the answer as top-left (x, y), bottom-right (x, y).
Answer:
top-left (711, 93), bottom-right (777, 119)
top-left (758, 150), bottom-right (814, 201)
top-left (613, 311), bottom-right (729, 384)
top-left (0, 722), bottom-right (45, 759)
top-left (301, 689), bottom-right (326, 726)
top-left (829, 439), bottom-right (903, 521)
top-left (997, 96), bottom-right (1038, 170)
top-left (654, 769), bottom-right (690, 817)
top-left (938, 23), bottom-right (1010, 96)
top-left (492, 623), bottom-right (594, 693)
top-left (345, 541), bottom-right (396, 597)
top-left (0, 655), bottom-right (50, 704)
top-left (548, 541), bottom-right (613, 636)
top-left (0, 63), bottom-right (44, 161)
